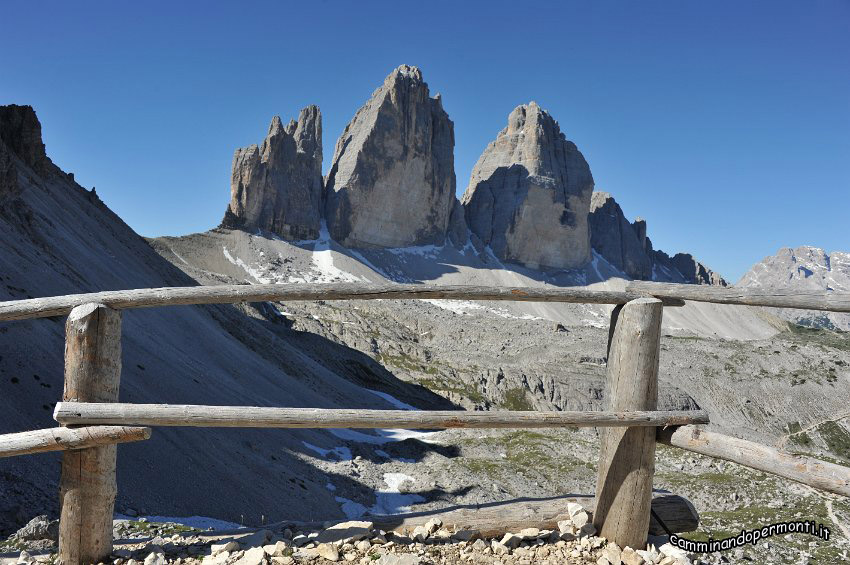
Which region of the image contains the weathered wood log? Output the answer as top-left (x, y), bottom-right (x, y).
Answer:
top-left (627, 280), bottom-right (850, 313)
top-left (264, 493), bottom-right (698, 538)
top-left (658, 425), bottom-right (850, 497)
top-left (0, 283), bottom-right (685, 321)
top-left (0, 426), bottom-right (150, 458)
top-left (594, 297), bottom-right (663, 549)
top-left (59, 303), bottom-right (122, 565)
top-left (53, 402), bottom-right (708, 429)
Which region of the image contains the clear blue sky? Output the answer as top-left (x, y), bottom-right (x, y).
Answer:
top-left (2, 1), bottom-right (848, 282)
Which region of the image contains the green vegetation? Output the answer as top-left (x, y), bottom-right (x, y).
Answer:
top-left (417, 376), bottom-right (485, 404)
top-left (783, 324), bottom-right (850, 352)
top-left (501, 387), bottom-right (534, 411)
top-left (377, 351), bottom-right (438, 374)
top-left (459, 431), bottom-right (595, 482)
top-left (817, 421), bottom-right (850, 461)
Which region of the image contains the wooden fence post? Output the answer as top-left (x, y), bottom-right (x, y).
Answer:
top-left (593, 297), bottom-right (663, 550)
top-left (58, 303), bottom-right (122, 565)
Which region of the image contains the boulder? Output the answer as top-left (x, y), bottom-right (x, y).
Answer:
top-left (223, 106), bottom-right (323, 240)
top-left (13, 515), bottom-right (58, 542)
top-left (462, 102), bottom-right (593, 270)
top-left (324, 65), bottom-right (456, 248)
top-left (588, 191), bottom-right (651, 279)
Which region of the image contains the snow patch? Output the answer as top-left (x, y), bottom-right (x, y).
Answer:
top-left (302, 441), bottom-right (353, 461)
top-left (367, 389), bottom-right (418, 411)
top-left (334, 473), bottom-right (424, 518)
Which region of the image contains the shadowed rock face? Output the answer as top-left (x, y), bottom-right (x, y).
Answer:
top-left (223, 106), bottom-right (323, 240)
top-left (324, 65), bottom-right (456, 248)
top-left (461, 102), bottom-right (593, 270)
top-left (0, 105), bottom-right (48, 175)
top-left (589, 192), bottom-right (651, 279)
top-left (589, 191), bottom-right (727, 285)
top-left (1, 105), bottom-right (52, 201)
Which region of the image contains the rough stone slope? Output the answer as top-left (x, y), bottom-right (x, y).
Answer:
top-left (462, 102), bottom-right (593, 270)
top-left (324, 65), bottom-right (456, 248)
top-left (223, 106), bottom-right (323, 240)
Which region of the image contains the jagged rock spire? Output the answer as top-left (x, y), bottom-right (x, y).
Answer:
top-left (324, 65), bottom-right (457, 248)
top-left (223, 105), bottom-right (323, 240)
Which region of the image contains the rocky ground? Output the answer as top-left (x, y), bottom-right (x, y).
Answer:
top-left (3, 426), bottom-right (848, 564)
top-left (0, 500), bottom-right (696, 565)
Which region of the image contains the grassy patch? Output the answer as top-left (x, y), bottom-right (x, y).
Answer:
top-left (784, 324), bottom-right (850, 352)
top-left (501, 387), bottom-right (534, 411)
top-left (817, 421), bottom-right (850, 461)
top-left (417, 376), bottom-right (485, 404)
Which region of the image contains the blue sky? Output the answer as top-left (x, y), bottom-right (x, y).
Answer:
top-left (2, 1), bottom-right (847, 282)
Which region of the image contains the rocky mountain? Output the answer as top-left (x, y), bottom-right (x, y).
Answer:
top-left (0, 104), bottom-right (452, 533)
top-left (4, 96), bottom-right (850, 563)
top-left (589, 191), bottom-right (727, 286)
top-left (324, 65), bottom-right (456, 248)
top-left (222, 106), bottom-right (323, 240)
top-left (462, 102), bottom-right (593, 270)
top-left (738, 246), bottom-right (850, 330)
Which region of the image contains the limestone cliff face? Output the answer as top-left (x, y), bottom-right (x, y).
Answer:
top-left (589, 191), bottom-right (727, 285)
top-left (0, 105), bottom-right (53, 201)
top-left (0, 105), bottom-right (49, 175)
top-left (588, 192), bottom-right (651, 279)
top-left (324, 65), bottom-right (456, 248)
top-left (738, 246), bottom-right (849, 330)
top-left (223, 106), bottom-right (323, 240)
top-left (461, 102), bottom-right (593, 270)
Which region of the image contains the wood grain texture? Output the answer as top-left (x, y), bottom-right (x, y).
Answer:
top-left (59, 303), bottom-right (122, 565)
top-left (53, 402), bottom-right (708, 429)
top-left (280, 493), bottom-right (698, 538)
top-left (627, 280), bottom-right (850, 313)
top-left (0, 426), bottom-right (150, 458)
top-left (0, 283), bottom-right (685, 321)
top-left (594, 297), bottom-right (663, 550)
top-left (658, 425), bottom-right (850, 497)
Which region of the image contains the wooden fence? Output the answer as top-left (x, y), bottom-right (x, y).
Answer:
top-left (1, 281), bottom-right (849, 564)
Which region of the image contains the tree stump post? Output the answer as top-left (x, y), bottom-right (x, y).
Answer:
top-left (58, 303), bottom-right (122, 565)
top-left (593, 297), bottom-right (663, 549)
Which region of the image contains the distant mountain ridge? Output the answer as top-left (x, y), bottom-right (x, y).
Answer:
top-left (738, 246), bottom-right (850, 330)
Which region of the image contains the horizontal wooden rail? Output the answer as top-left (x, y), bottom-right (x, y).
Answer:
top-left (0, 283), bottom-right (687, 322)
top-left (54, 403), bottom-right (709, 429)
top-left (658, 425), bottom-right (850, 497)
top-left (628, 280), bottom-right (850, 313)
top-left (285, 493), bottom-right (698, 538)
top-left (0, 426), bottom-right (151, 458)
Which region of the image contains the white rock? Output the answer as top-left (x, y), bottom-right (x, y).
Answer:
top-left (211, 541), bottom-right (240, 555)
top-left (316, 543), bottom-right (340, 562)
top-left (571, 510), bottom-right (589, 528)
top-left (411, 525), bottom-right (430, 542)
top-left (567, 502), bottom-right (585, 518)
top-left (499, 532), bottom-right (522, 549)
top-left (423, 518), bottom-right (442, 534)
top-left (143, 552), bottom-right (166, 565)
top-left (451, 529), bottom-right (480, 542)
top-left (234, 546), bottom-right (267, 565)
top-left (316, 521), bottom-right (374, 544)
